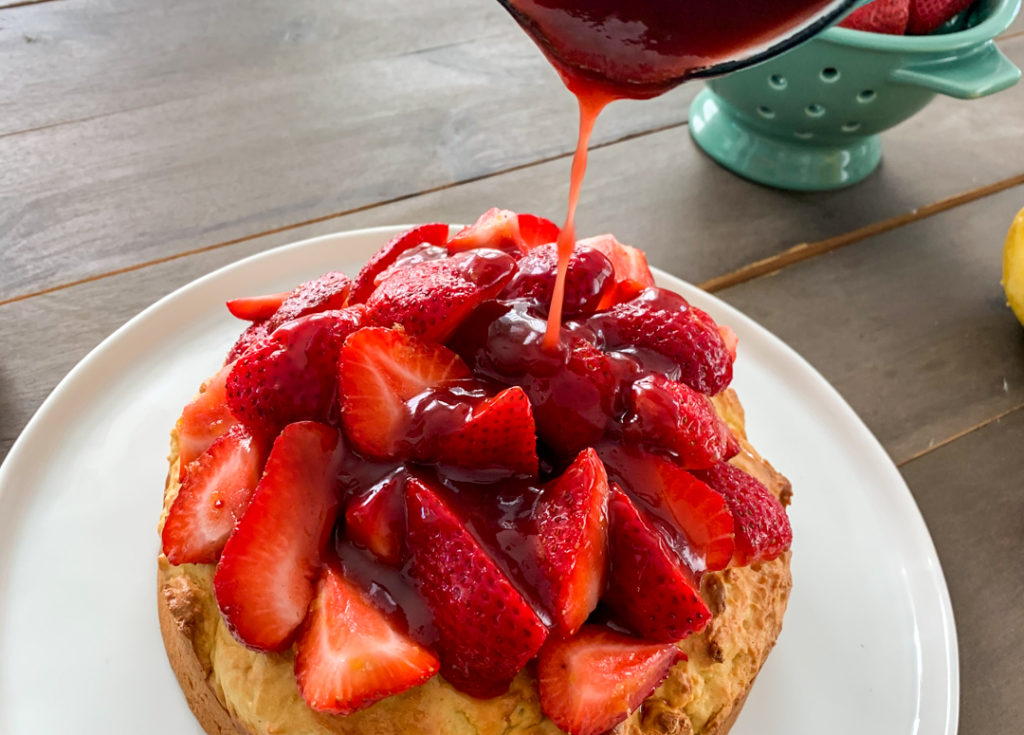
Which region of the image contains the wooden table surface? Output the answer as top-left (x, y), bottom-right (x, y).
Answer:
top-left (2, 1), bottom-right (1023, 732)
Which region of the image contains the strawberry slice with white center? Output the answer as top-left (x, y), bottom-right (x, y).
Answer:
top-left (350, 223), bottom-right (450, 304)
top-left (162, 426), bottom-right (267, 565)
top-left (446, 208), bottom-right (560, 255)
top-left (537, 625), bottom-right (685, 735)
top-left (693, 461), bottom-right (792, 566)
top-left (214, 421), bottom-right (345, 651)
top-left (405, 476), bottom-right (548, 698)
top-left (225, 291), bottom-right (288, 321)
top-left (338, 327), bottom-right (471, 459)
top-left (599, 443), bottom-right (735, 572)
top-left (365, 249), bottom-right (517, 343)
top-left (535, 448), bottom-right (609, 635)
top-left (603, 485), bottom-right (711, 642)
top-left (294, 565), bottom-right (439, 714)
top-left (577, 234), bottom-right (656, 309)
top-left (430, 386), bottom-right (539, 476)
top-left (176, 363), bottom-right (238, 481)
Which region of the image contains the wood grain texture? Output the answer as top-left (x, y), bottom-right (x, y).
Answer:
top-left (716, 184), bottom-right (1024, 465)
top-left (900, 405), bottom-right (1024, 735)
top-left (1, 7), bottom-right (1022, 302)
top-left (0, 0), bottom-right (686, 300)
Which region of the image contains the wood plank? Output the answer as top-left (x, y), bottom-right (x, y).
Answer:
top-left (2, 10), bottom-right (1022, 302)
top-left (0, 0), bottom-right (687, 301)
top-left (899, 405), bottom-right (1024, 735)
top-left (716, 184), bottom-right (1024, 465)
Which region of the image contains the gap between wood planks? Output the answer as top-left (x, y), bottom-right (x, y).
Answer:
top-left (1, 129), bottom-right (1022, 309)
top-left (897, 402), bottom-right (1024, 467)
top-left (699, 173), bottom-right (1024, 293)
top-left (0, 0), bottom-right (64, 10)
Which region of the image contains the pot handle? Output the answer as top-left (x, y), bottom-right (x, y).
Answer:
top-left (889, 41), bottom-right (1020, 98)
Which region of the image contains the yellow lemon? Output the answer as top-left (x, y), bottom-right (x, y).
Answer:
top-left (1004, 205), bottom-right (1024, 327)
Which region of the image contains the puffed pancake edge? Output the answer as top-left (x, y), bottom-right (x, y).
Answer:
top-left (157, 387), bottom-right (792, 735)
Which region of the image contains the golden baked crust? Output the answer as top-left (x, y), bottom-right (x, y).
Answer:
top-left (157, 387), bottom-right (792, 735)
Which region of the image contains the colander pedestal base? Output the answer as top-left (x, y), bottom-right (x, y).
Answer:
top-left (689, 89), bottom-right (882, 191)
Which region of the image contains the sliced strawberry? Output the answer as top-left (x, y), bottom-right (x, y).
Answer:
top-left (693, 462), bottom-right (792, 566)
top-left (371, 243), bottom-right (450, 292)
top-left (589, 287), bottom-right (733, 395)
top-left (907, 0), bottom-right (972, 33)
top-left (446, 207), bottom-right (526, 256)
top-left (718, 324), bottom-right (738, 362)
top-left (227, 307), bottom-right (365, 435)
top-left (366, 249), bottom-right (517, 342)
top-left (840, 0), bottom-right (910, 33)
top-left (452, 303), bottom-right (617, 458)
top-left (338, 327), bottom-right (471, 459)
top-left (226, 291), bottom-right (288, 321)
top-left (350, 223), bottom-right (450, 304)
top-left (577, 234), bottom-right (656, 310)
top-left (226, 320), bottom-right (272, 364)
top-left (267, 271), bottom-right (353, 330)
top-left (345, 470), bottom-right (408, 566)
top-left (214, 422), bottom-right (345, 651)
top-left (405, 477), bottom-right (548, 698)
top-left (294, 565), bottom-right (439, 714)
top-left (517, 213), bottom-right (560, 249)
top-left (162, 426), bottom-right (267, 565)
top-left (604, 486), bottom-right (711, 642)
top-left (598, 444), bottom-right (735, 572)
top-left (430, 386), bottom-right (539, 476)
top-left (537, 625), bottom-right (685, 735)
top-left (176, 363), bottom-right (238, 481)
top-left (625, 374), bottom-right (734, 469)
top-left (501, 243), bottom-right (614, 317)
top-left (535, 448), bottom-right (609, 635)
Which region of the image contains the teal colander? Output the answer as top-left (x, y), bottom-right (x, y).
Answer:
top-left (689, 0), bottom-right (1021, 190)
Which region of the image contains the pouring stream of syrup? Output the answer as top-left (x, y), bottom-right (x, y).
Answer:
top-left (502, 0), bottom-right (847, 347)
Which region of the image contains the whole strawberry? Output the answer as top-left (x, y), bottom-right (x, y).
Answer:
top-left (366, 249), bottom-right (517, 342)
top-left (588, 287), bottom-right (734, 395)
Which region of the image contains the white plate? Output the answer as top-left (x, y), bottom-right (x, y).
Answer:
top-left (0, 227), bottom-right (957, 735)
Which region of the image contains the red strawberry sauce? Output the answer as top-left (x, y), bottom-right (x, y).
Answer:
top-left (499, 0), bottom-right (843, 347)
top-left (321, 296), bottom-right (728, 649)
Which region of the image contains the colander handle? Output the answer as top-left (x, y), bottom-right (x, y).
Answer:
top-left (889, 41), bottom-right (1021, 99)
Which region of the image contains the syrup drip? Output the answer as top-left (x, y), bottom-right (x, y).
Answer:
top-left (543, 91), bottom-right (610, 348)
top-left (509, 0), bottom-right (845, 345)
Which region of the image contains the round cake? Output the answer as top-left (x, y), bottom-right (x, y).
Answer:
top-left (157, 210), bottom-right (793, 735)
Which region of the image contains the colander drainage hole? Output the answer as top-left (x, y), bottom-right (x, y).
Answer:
top-left (805, 104), bottom-right (825, 118)
top-left (857, 89), bottom-right (877, 103)
top-left (820, 67), bottom-right (840, 82)
top-left (757, 105), bottom-right (775, 119)
top-left (795, 131), bottom-right (814, 140)
top-left (841, 121), bottom-right (862, 133)
top-left (768, 74), bottom-right (787, 90)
